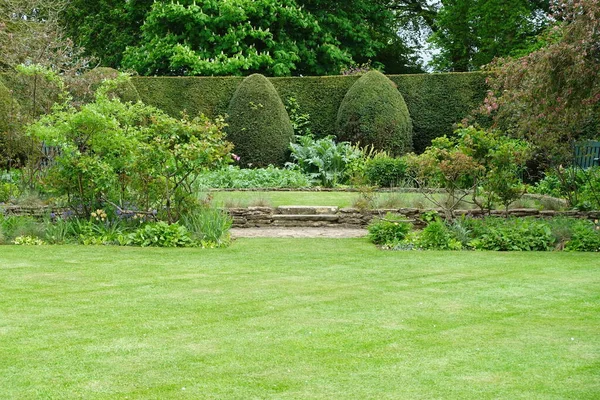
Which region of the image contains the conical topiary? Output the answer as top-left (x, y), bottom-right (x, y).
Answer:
top-left (336, 70), bottom-right (412, 155)
top-left (226, 74), bottom-right (294, 167)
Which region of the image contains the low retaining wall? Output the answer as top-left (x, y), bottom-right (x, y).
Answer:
top-left (228, 206), bottom-right (600, 229)
top-left (2, 204), bottom-right (598, 228)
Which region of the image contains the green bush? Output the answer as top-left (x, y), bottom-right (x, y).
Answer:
top-left (368, 212), bottom-right (412, 246)
top-left (533, 167), bottom-right (600, 210)
top-left (0, 80), bottom-right (13, 133)
top-left (29, 74), bottom-right (233, 221)
top-left (195, 165), bottom-right (310, 189)
top-left (364, 155), bottom-right (409, 187)
top-left (0, 80), bottom-right (25, 170)
top-left (336, 70), bottom-right (412, 155)
top-left (226, 74), bottom-right (294, 167)
top-left (564, 220), bottom-right (600, 252)
top-left (418, 219), bottom-right (462, 250)
top-left (128, 222), bottom-right (195, 247)
top-left (287, 135), bottom-right (363, 187)
top-left (467, 218), bottom-right (554, 251)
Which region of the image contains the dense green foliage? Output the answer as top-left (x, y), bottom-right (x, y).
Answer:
top-left (71, 67), bottom-right (141, 105)
top-left (336, 70), bottom-right (412, 155)
top-left (287, 135), bottom-right (364, 187)
top-left (381, 216), bottom-right (600, 252)
top-left (364, 155), bottom-right (409, 187)
top-left (0, 80), bottom-right (18, 169)
top-left (60, 0), bottom-right (152, 68)
top-left (131, 73), bottom-right (486, 153)
top-left (28, 75), bottom-right (233, 221)
top-left (367, 212), bottom-right (412, 246)
top-left (119, 0), bottom-right (403, 76)
top-left (407, 126), bottom-right (531, 218)
top-left (466, 217), bottom-right (554, 251)
top-left (195, 165), bottom-right (310, 189)
top-left (126, 221), bottom-right (195, 247)
top-left (533, 166), bottom-right (600, 211)
top-left (429, 0), bottom-right (549, 71)
top-left (482, 0), bottom-right (600, 168)
top-left (226, 74), bottom-right (293, 167)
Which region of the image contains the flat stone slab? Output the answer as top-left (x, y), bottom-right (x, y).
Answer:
top-left (272, 214), bottom-right (339, 221)
top-left (277, 206), bottom-right (339, 215)
top-left (231, 227), bottom-right (368, 238)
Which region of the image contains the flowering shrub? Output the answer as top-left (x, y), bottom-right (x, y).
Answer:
top-left (28, 74), bottom-right (233, 221)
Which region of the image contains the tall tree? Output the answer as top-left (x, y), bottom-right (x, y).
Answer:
top-left (121, 0), bottom-right (408, 76)
top-left (61, 0), bottom-right (153, 69)
top-left (482, 0), bottom-right (600, 166)
top-left (0, 0), bottom-right (90, 72)
top-left (429, 0), bottom-right (550, 71)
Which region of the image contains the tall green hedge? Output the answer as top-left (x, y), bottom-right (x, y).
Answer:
top-left (132, 72), bottom-right (486, 153)
top-left (226, 74), bottom-right (294, 167)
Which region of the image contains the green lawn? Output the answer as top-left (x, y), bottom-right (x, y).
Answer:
top-left (206, 190), bottom-right (546, 209)
top-left (1, 240), bottom-right (598, 399)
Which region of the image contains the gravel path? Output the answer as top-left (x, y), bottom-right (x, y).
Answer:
top-left (230, 227), bottom-right (368, 238)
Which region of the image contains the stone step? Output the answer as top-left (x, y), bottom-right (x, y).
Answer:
top-left (271, 214), bottom-right (339, 221)
top-left (276, 206), bottom-right (338, 215)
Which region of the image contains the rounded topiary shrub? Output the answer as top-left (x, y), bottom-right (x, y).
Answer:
top-left (336, 70), bottom-right (412, 155)
top-left (226, 74), bottom-right (294, 167)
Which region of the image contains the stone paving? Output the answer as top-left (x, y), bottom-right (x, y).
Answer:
top-left (230, 227), bottom-right (368, 238)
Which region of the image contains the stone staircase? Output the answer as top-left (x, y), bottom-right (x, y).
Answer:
top-left (228, 206), bottom-right (376, 228)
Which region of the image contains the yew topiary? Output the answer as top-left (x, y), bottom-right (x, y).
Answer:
top-left (226, 74), bottom-right (294, 167)
top-left (336, 70), bottom-right (413, 155)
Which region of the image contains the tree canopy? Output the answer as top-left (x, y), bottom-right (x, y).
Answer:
top-left (481, 0), bottom-right (599, 166)
top-left (429, 0), bottom-right (550, 71)
top-left (120, 0), bottom-right (403, 76)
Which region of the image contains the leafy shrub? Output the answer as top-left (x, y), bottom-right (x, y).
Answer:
top-left (127, 222), bottom-right (195, 247)
top-left (336, 70), bottom-right (412, 155)
top-left (29, 74), bottom-right (233, 221)
top-left (287, 135), bottom-right (364, 187)
top-left (407, 126), bottom-right (531, 218)
top-left (533, 167), bottom-right (600, 210)
top-left (44, 217), bottom-right (73, 244)
top-left (418, 219), bottom-right (463, 250)
top-left (285, 96), bottom-right (312, 137)
top-left (364, 154), bottom-right (409, 187)
top-left (13, 235), bottom-right (45, 245)
top-left (70, 67), bottom-right (140, 106)
top-left (368, 212), bottom-right (412, 246)
top-left (468, 218), bottom-right (554, 251)
top-left (564, 220), bottom-right (600, 252)
top-left (226, 74), bottom-right (294, 167)
top-left (181, 208), bottom-right (232, 246)
top-left (195, 165), bottom-right (310, 189)
top-left (0, 182), bottom-right (20, 203)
